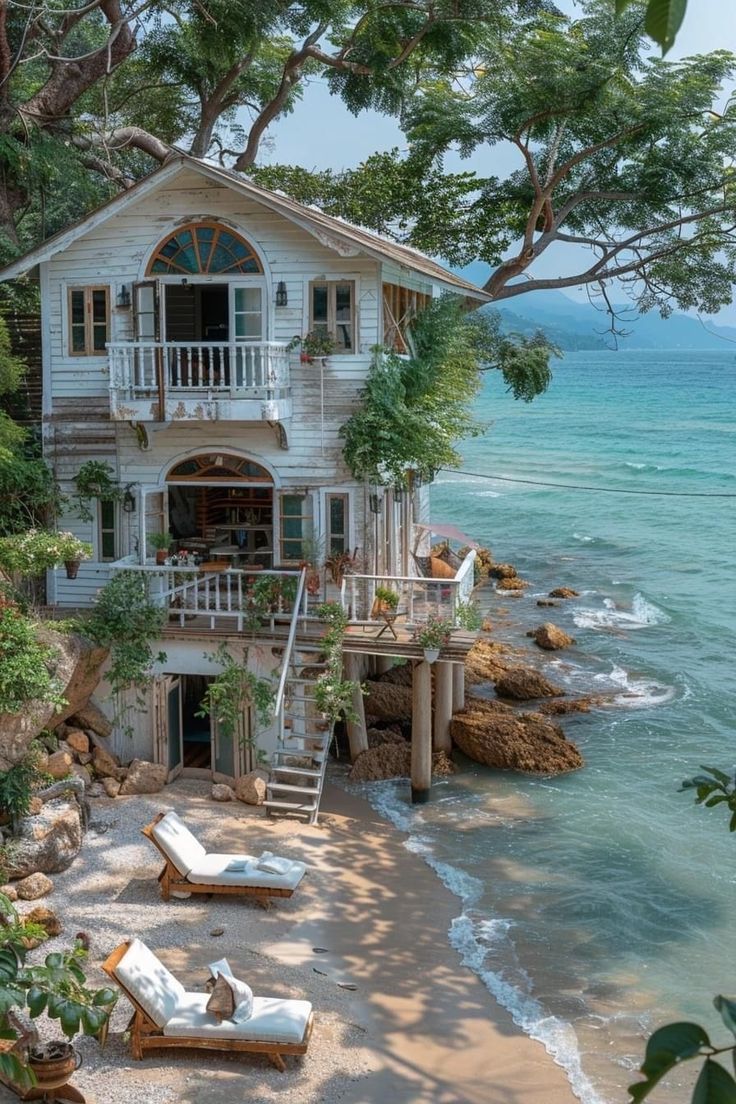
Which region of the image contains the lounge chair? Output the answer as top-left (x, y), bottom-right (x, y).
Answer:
top-left (103, 939), bottom-right (313, 1070)
top-left (141, 811), bottom-right (306, 904)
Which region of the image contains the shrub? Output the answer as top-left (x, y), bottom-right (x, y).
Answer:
top-left (0, 530), bottom-right (91, 577)
top-left (85, 571), bottom-right (166, 695)
top-left (0, 609), bottom-right (65, 715)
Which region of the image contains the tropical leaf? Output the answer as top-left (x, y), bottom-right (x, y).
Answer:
top-left (692, 1059), bottom-right (736, 1103)
top-left (629, 1022), bottom-right (710, 1102)
top-left (714, 997), bottom-right (736, 1038)
top-left (644, 0), bottom-right (688, 54)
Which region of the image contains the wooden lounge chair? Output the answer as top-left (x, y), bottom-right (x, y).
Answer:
top-left (103, 939), bottom-right (314, 1071)
top-left (141, 811), bottom-right (306, 904)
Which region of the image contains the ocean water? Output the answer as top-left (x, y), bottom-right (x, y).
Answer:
top-left (355, 350), bottom-right (736, 1103)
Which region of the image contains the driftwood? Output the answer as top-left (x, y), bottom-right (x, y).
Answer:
top-left (35, 777), bottom-right (89, 830)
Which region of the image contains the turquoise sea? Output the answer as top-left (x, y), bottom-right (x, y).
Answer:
top-left (358, 350), bottom-right (736, 1103)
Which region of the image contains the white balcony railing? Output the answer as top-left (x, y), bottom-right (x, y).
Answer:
top-left (340, 549), bottom-right (477, 626)
top-left (108, 341), bottom-right (291, 421)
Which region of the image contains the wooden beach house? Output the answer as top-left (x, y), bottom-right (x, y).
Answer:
top-left (0, 154), bottom-right (488, 817)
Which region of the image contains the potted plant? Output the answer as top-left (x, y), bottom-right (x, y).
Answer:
top-left (416, 616), bottom-right (453, 663)
top-left (287, 330), bottom-right (336, 363)
top-left (0, 896), bottom-right (117, 1095)
top-left (51, 533), bottom-right (93, 580)
top-left (371, 585), bottom-right (399, 618)
top-left (148, 531), bottom-right (172, 565)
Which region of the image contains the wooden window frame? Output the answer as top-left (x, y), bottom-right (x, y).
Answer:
top-left (97, 498), bottom-right (119, 562)
top-left (67, 285), bottom-right (110, 357)
top-left (309, 280), bottom-right (356, 354)
top-left (326, 493), bottom-right (349, 556)
top-left (382, 283), bottom-right (430, 353)
top-left (279, 492), bottom-right (313, 564)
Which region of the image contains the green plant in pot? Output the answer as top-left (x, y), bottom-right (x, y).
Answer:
top-left (372, 585), bottom-right (399, 617)
top-left (287, 330), bottom-right (336, 363)
top-left (147, 531), bottom-right (172, 565)
top-left (0, 895), bottom-right (118, 1093)
top-left (416, 616), bottom-right (453, 663)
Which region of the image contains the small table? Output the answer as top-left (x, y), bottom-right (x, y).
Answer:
top-left (374, 611), bottom-right (399, 640)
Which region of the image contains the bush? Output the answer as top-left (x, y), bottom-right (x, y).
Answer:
top-left (0, 609), bottom-right (65, 715)
top-left (0, 743), bottom-right (45, 823)
top-left (0, 530), bottom-right (91, 577)
top-left (85, 571), bottom-right (166, 695)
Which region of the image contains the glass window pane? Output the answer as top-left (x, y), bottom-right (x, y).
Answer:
top-left (282, 495), bottom-right (303, 517)
top-left (70, 290), bottom-right (84, 325)
top-left (235, 288), bottom-right (261, 312)
top-left (335, 284), bottom-right (352, 320)
top-left (329, 496), bottom-right (345, 533)
top-left (312, 285), bottom-right (328, 323)
top-left (92, 290), bottom-right (107, 322)
top-left (283, 540), bottom-right (303, 560)
top-left (335, 322), bottom-right (352, 352)
top-left (92, 324), bottom-right (107, 351)
top-left (101, 529), bottom-right (116, 559)
top-left (71, 325), bottom-right (86, 353)
top-left (100, 499), bottom-right (115, 527)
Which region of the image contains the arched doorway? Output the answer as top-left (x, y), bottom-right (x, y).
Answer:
top-left (165, 452), bottom-right (275, 568)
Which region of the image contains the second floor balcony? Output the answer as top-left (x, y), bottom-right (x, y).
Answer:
top-left (108, 340), bottom-right (292, 423)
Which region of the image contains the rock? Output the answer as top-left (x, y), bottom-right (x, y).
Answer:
top-left (211, 784), bottom-right (235, 802)
top-left (234, 770), bottom-right (269, 806)
top-left (549, 588), bottom-right (579, 599)
top-left (465, 639), bottom-right (510, 685)
top-left (5, 800), bottom-right (84, 879)
top-left (538, 695), bottom-right (607, 716)
top-left (490, 563), bottom-right (518, 579)
top-left (45, 750), bottom-right (74, 780)
top-left (481, 619), bottom-right (493, 633)
top-left (64, 729), bottom-right (90, 755)
top-left (0, 884), bottom-right (18, 901)
top-left (28, 797), bottom-right (43, 816)
top-left (23, 905), bottom-right (62, 939)
top-left (119, 759), bottom-right (166, 796)
top-left (494, 668), bottom-right (565, 701)
top-left (212, 772), bottom-right (237, 788)
top-left (362, 681), bottom-right (412, 723)
top-left (527, 623), bottom-right (576, 651)
top-left (496, 575), bottom-right (529, 591)
top-left (88, 783), bottom-right (105, 798)
top-left (77, 752), bottom-right (93, 766)
top-left (348, 744), bottom-right (455, 783)
top-left (102, 777), bottom-right (121, 798)
top-left (374, 664), bottom-right (413, 687)
top-left (68, 700), bottom-right (112, 739)
top-left (16, 873), bottom-right (54, 900)
top-left (91, 746), bottom-right (120, 779)
top-left (537, 599), bottom-right (559, 608)
top-left (432, 751), bottom-right (456, 777)
top-left (366, 727), bottom-right (407, 749)
top-left (70, 763), bottom-right (92, 790)
top-left (450, 695), bottom-right (583, 774)
top-left (0, 632), bottom-right (107, 771)
top-left (210, 928), bottom-right (225, 938)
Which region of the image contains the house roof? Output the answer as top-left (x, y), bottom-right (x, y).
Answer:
top-left (0, 153), bottom-right (491, 301)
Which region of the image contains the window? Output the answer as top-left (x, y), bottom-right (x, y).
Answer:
top-left (326, 494), bottom-right (349, 555)
top-left (279, 493), bottom-right (313, 562)
top-left (148, 223), bottom-right (262, 275)
top-left (234, 286), bottom-right (262, 340)
top-left (98, 499), bottom-right (118, 561)
top-left (310, 281), bottom-right (355, 353)
top-left (68, 287), bottom-right (109, 356)
top-left (382, 283), bottom-right (430, 353)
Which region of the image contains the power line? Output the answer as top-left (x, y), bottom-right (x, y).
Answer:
top-left (442, 468), bottom-right (736, 498)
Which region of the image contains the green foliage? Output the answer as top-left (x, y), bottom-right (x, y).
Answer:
top-left (416, 616), bottom-right (454, 650)
top-left (455, 600), bottom-right (483, 632)
top-left (313, 602), bottom-right (361, 724)
top-left (679, 767), bottom-right (736, 831)
top-left (374, 586), bottom-right (399, 609)
top-left (341, 297), bottom-right (551, 486)
top-left (197, 644), bottom-right (275, 741)
top-left (0, 610), bottom-right (65, 716)
top-left (72, 462), bottom-right (124, 524)
top-left (0, 454), bottom-right (60, 537)
top-left (0, 743), bottom-right (46, 825)
top-left (616, 0), bottom-right (687, 54)
top-left (147, 532), bottom-right (172, 552)
top-left (628, 1013), bottom-right (736, 1101)
top-left (287, 330), bottom-right (336, 359)
top-left (0, 531), bottom-right (91, 578)
top-left (85, 572), bottom-right (167, 696)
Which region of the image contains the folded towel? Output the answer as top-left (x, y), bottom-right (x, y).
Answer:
top-left (225, 859), bottom-right (247, 872)
top-left (255, 851), bottom-right (294, 876)
top-left (208, 957), bottom-right (233, 980)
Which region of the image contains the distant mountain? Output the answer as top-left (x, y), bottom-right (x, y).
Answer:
top-left (457, 266), bottom-right (736, 351)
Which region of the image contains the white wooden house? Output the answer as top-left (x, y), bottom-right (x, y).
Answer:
top-left (0, 155), bottom-right (487, 814)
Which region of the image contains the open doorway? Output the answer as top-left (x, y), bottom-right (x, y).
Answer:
top-left (164, 284), bottom-right (228, 343)
top-left (181, 675), bottom-right (212, 770)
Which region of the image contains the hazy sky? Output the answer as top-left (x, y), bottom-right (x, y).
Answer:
top-left (260, 0), bottom-right (736, 323)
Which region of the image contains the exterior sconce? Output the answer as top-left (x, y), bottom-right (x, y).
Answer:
top-left (116, 284), bottom-right (131, 310)
top-left (369, 491), bottom-right (383, 514)
top-left (122, 486), bottom-right (136, 513)
top-left (275, 281), bottom-right (288, 307)
top-left (393, 485), bottom-right (404, 503)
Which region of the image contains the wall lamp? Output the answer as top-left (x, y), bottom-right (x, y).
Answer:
top-left (275, 281), bottom-right (288, 307)
top-left (116, 284), bottom-right (131, 310)
top-left (369, 491), bottom-right (383, 514)
top-left (122, 485), bottom-right (137, 513)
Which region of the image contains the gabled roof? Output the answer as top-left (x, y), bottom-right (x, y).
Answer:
top-left (0, 153), bottom-right (491, 301)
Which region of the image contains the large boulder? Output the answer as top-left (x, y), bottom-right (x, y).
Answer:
top-left (527, 623), bottom-right (576, 651)
top-left (64, 729), bottom-right (90, 756)
top-left (6, 800), bottom-right (83, 879)
top-left (450, 696), bottom-right (583, 774)
top-left (374, 664), bottom-right (413, 687)
top-left (465, 639), bottom-right (510, 685)
top-left (68, 699), bottom-right (113, 739)
top-left (235, 769), bottom-right (269, 805)
top-left (119, 759), bottom-right (166, 796)
top-left (46, 750), bottom-right (74, 780)
top-left (362, 680), bottom-right (413, 723)
top-left (16, 873), bottom-right (54, 901)
top-left (0, 632), bottom-right (107, 771)
top-left (549, 587), bottom-right (579, 599)
top-left (496, 575), bottom-right (529, 591)
top-left (91, 746), bottom-right (120, 780)
top-left (494, 668), bottom-right (565, 701)
top-left (348, 744), bottom-right (455, 783)
top-left (211, 784), bottom-right (235, 802)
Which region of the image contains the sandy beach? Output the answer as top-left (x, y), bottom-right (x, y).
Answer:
top-left (2, 777), bottom-right (577, 1104)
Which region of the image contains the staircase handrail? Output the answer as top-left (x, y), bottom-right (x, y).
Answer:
top-left (273, 566), bottom-right (307, 717)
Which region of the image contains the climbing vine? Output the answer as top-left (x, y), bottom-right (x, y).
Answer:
top-left (196, 644), bottom-right (275, 745)
top-left (313, 602), bottom-right (363, 724)
top-left (85, 571), bottom-right (166, 697)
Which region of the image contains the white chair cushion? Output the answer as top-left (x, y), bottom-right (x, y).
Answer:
top-left (115, 939), bottom-right (185, 1028)
top-left (164, 992), bottom-right (311, 1044)
top-left (187, 853), bottom-right (306, 890)
top-left (151, 811), bottom-right (206, 876)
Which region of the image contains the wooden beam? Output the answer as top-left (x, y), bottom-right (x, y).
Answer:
top-left (411, 659), bottom-right (432, 804)
top-left (433, 661), bottom-right (453, 754)
top-left (453, 662), bottom-right (465, 713)
top-left (344, 651), bottom-right (369, 761)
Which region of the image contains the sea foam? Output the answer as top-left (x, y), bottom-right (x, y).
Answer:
top-left (572, 593), bottom-right (670, 631)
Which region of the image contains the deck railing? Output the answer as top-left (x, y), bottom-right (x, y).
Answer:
top-left (340, 549), bottom-right (477, 626)
top-left (108, 341), bottom-right (291, 400)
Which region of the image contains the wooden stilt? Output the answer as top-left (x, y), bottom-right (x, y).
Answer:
top-left (344, 652), bottom-right (369, 760)
top-left (433, 661), bottom-right (453, 753)
top-left (374, 655), bottom-right (393, 676)
top-left (452, 662), bottom-right (465, 712)
top-left (411, 659), bottom-right (432, 804)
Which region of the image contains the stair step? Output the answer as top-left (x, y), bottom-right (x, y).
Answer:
top-left (268, 781), bottom-right (320, 795)
top-left (271, 765), bottom-right (323, 778)
top-left (263, 798), bottom-right (317, 812)
top-left (273, 751), bottom-right (325, 764)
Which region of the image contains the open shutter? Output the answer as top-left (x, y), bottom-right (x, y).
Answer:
top-left (133, 281), bottom-right (160, 341)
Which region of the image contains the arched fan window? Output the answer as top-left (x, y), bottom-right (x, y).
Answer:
top-left (148, 223), bottom-right (262, 275)
top-left (167, 454), bottom-right (272, 483)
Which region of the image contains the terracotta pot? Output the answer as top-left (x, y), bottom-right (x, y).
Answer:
top-left (156, 549), bottom-right (168, 565)
top-left (28, 1043), bottom-right (81, 1091)
top-left (64, 559), bottom-right (80, 579)
top-left (306, 569), bottom-right (321, 596)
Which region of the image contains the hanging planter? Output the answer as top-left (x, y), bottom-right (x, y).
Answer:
top-left (422, 647), bottom-right (440, 664)
top-left (416, 616), bottom-right (454, 664)
top-left (64, 559), bottom-right (81, 580)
